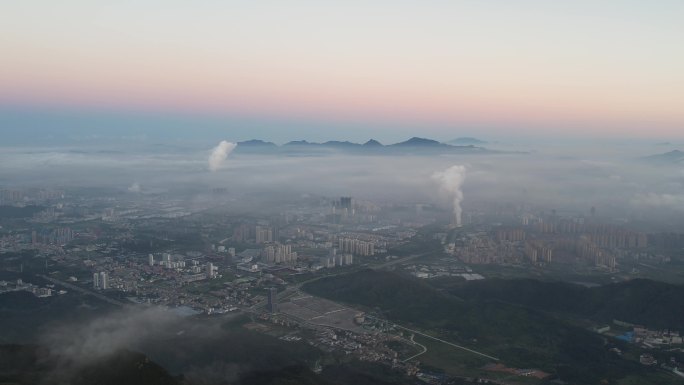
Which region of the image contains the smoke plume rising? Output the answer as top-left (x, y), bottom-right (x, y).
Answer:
top-left (208, 140), bottom-right (237, 171)
top-left (432, 165), bottom-right (467, 226)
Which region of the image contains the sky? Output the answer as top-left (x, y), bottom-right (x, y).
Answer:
top-left (1, 0), bottom-right (683, 143)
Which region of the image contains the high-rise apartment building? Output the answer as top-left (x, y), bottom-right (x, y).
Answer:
top-left (267, 287), bottom-right (278, 313)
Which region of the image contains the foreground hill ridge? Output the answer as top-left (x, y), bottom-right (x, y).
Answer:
top-left (0, 344), bottom-right (412, 385)
top-left (446, 277), bottom-right (684, 330)
top-left (304, 271), bottom-right (684, 331)
top-left (302, 270), bottom-right (684, 384)
top-left (0, 345), bottom-right (180, 385)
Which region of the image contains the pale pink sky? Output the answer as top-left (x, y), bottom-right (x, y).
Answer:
top-left (1, 1), bottom-right (683, 138)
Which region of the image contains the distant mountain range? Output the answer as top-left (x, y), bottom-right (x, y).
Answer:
top-left (448, 137), bottom-right (488, 145)
top-left (640, 149), bottom-right (684, 164)
top-left (235, 137), bottom-right (494, 155)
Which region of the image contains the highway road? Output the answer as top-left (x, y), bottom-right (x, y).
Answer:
top-left (403, 333), bottom-right (428, 362)
top-left (365, 314), bottom-right (500, 362)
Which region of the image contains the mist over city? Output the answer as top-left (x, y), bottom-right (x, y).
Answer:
top-left (2, 138), bottom-right (682, 224)
top-left (2, 1), bottom-right (684, 385)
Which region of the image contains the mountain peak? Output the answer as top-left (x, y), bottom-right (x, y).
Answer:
top-left (449, 137), bottom-right (487, 145)
top-left (284, 140), bottom-right (312, 146)
top-left (392, 137), bottom-right (444, 146)
top-left (322, 140), bottom-right (361, 147)
top-left (237, 139), bottom-right (276, 146)
top-left (641, 149), bottom-right (684, 164)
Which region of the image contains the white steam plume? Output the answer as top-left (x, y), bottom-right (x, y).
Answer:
top-left (127, 182), bottom-right (141, 192)
top-left (432, 165), bottom-right (467, 226)
top-left (208, 140), bottom-right (237, 171)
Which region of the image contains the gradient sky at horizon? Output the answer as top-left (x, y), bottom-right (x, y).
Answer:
top-left (1, 0), bottom-right (683, 141)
